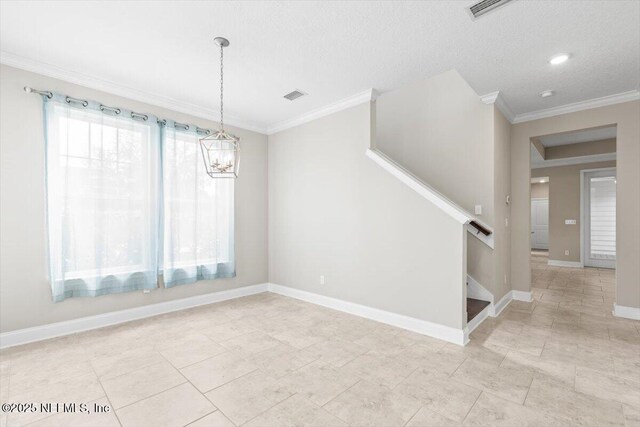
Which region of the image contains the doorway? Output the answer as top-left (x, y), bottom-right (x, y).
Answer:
top-left (583, 168), bottom-right (616, 269)
top-left (530, 176), bottom-right (549, 254)
top-left (531, 198), bottom-right (549, 250)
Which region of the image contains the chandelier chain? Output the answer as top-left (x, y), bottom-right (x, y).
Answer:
top-left (220, 42), bottom-right (224, 131)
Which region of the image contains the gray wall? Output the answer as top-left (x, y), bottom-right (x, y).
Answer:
top-left (375, 70), bottom-right (510, 300)
top-left (268, 102), bottom-right (466, 329)
top-left (375, 70), bottom-right (494, 224)
top-left (0, 65), bottom-right (269, 332)
top-left (530, 182), bottom-right (549, 199)
top-left (511, 101), bottom-right (640, 309)
top-left (492, 109), bottom-right (512, 301)
top-left (531, 161), bottom-right (616, 263)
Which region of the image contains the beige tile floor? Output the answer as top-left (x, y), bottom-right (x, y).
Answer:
top-left (1, 257), bottom-right (638, 426)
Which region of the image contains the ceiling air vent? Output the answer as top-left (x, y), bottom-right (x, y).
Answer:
top-left (283, 90), bottom-right (307, 101)
top-left (469, 0), bottom-right (512, 19)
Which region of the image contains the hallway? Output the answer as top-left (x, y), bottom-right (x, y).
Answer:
top-left (531, 252), bottom-right (616, 316)
top-left (468, 255), bottom-right (639, 425)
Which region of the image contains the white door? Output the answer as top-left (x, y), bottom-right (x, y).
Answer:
top-left (584, 169), bottom-right (616, 269)
top-left (531, 199), bottom-right (549, 250)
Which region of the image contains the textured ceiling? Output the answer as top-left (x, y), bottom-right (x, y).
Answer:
top-left (1, 1), bottom-right (638, 132)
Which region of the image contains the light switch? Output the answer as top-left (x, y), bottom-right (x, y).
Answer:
top-left (475, 205), bottom-right (482, 215)
top-left (565, 219), bottom-right (577, 225)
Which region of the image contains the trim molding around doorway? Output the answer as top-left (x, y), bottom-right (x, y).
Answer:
top-left (580, 167), bottom-right (616, 268)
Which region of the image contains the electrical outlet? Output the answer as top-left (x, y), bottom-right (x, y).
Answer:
top-left (505, 218), bottom-right (509, 227)
top-left (143, 289), bottom-right (151, 294)
top-left (320, 275), bottom-right (325, 285)
top-left (564, 250), bottom-right (570, 256)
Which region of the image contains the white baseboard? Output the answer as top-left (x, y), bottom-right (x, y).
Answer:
top-left (512, 290), bottom-right (533, 302)
top-left (268, 283), bottom-right (466, 346)
top-left (613, 304), bottom-right (640, 321)
top-left (2, 281), bottom-right (528, 350)
top-left (548, 260), bottom-right (583, 268)
top-left (489, 291), bottom-right (512, 317)
top-left (487, 290), bottom-right (532, 317)
top-left (0, 283), bottom-right (269, 349)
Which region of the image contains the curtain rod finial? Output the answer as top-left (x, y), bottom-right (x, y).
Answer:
top-left (24, 86), bottom-right (33, 93)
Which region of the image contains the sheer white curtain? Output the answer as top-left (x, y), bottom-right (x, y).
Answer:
top-left (45, 97), bottom-right (160, 301)
top-left (162, 125), bottom-right (235, 287)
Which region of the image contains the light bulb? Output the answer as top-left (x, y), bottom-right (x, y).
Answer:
top-left (549, 54), bottom-right (569, 65)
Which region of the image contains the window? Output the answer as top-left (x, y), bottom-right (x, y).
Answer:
top-left (162, 126), bottom-right (235, 287)
top-left (44, 97), bottom-right (234, 301)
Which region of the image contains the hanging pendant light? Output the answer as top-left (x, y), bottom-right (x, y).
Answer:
top-left (200, 37), bottom-right (240, 178)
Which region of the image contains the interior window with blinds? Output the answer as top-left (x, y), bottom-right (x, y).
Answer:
top-left (44, 98), bottom-right (160, 301)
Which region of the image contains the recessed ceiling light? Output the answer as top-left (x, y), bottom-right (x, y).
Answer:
top-left (549, 54), bottom-right (569, 65)
top-left (539, 90), bottom-right (554, 98)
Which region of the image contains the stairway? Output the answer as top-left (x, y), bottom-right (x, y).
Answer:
top-left (467, 298), bottom-right (490, 322)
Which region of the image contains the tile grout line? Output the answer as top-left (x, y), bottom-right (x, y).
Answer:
top-left (460, 390), bottom-right (484, 424)
top-left (155, 341), bottom-right (252, 424)
top-left (184, 409), bottom-right (221, 427)
top-left (320, 378), bottom-right (362, 410)
top-left (102, 345), bottom-right (214, 420)
top-left (521, 371), bottom-right (535, 408)
top-left (93, 363), bottom-right (125, 427)
top-left (112, 348), bottom-right (234, 422)
top-left (401, 402), bottom-right (425, 427)
top-left (110, 381), bottom-right (187, 412)
top-left (238, 392), bottom-right (300, 426)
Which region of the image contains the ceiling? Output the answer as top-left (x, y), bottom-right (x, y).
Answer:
top-left (531, 125), bottom-right (617, 168)
top-left (1, 1), bottom-right (639, 133)
top-left (538, 126), bottom-right (617, 147)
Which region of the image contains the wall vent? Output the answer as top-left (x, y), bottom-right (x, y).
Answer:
top-left (469, 0), bottom-right (513, 19)
top-left (283, 90), bottom-right (307, 101)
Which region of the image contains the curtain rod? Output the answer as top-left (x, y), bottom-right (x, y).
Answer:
top-left (23, 86), bottom-right (212, 135)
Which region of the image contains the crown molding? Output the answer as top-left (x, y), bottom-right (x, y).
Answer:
top-left (531, 152), bottom-right (616, 169)
top-left (512, 90), bottom-right (640, 124)
top-left (480, 91), bottom-right (515, 123)
top-left (0, 51), bottom-right (269, 134)
top-left (480, 91), bottom-right (500, 104)
top-left (267, 88), bottom-right (378, 135)
top-left (6, 50), bottom-right (637, 133)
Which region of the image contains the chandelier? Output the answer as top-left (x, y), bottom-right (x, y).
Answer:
top-left (200, 37), bottom-right (240, 178)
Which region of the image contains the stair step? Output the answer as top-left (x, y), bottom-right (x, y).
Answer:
top-left (467, 298), bottom-right (490, 322)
